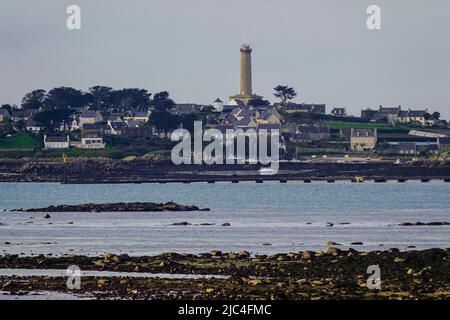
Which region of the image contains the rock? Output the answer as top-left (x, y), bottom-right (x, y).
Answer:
top-left (210, 250), bottom-right (222, 257)
top-left (237, 251), bottom-right (250, 259)
top-left (301, 251), bottom-right (314, 259)
top-left (171, 222), bottom-right (191, 226)
top-left (400, 221), bottom-right (450, 226)
top-left (43, 214), bottom-right (51, 219)
top-left (248, 279), bottom-right (262, 286)
top-left (227, 253), bottom-right (237, 259)
top-left (118, 254), bottom-right (131, 262)
top-left (16, 202), bottom-right (205, 213)
top-left (323, 247), bottom-right (341, 256)
top-left (350, 242), bottom-right (363, 245)
top-left (394, 257), bottom-right (405, 263)
top-left (326, 241), bottom-right (341, 246)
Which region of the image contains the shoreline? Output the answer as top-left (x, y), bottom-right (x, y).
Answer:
top-left (1, 159), bottom-right (450, 183)
top-left (1, 248), bottom-right (449, 299)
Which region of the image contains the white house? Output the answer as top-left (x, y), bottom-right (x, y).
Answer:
top-left (44, 135), bottom-right (70, 149)
top-left (213, 98), bottom-right (224, 112)
top-left (79, 132), bottom-right (105, 149)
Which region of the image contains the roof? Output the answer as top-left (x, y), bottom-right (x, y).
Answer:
top-left (399, 110), bottom-right (426, 118)
top-left (110, 121), bottom-right (128, 131)
top-left (397, 142), bottom-right (417, 150)
top-left (126, 120), bottom-right (141, 128)
top-left (11, 109), bottom-right (34, 118)
top-left (379, 106), bottom-right (401, 114)
top-left (258, 124), bottom-right (280, 131)
top-left (129, 111), bottom-right (149, 117)
top-left (351, 129), bottom-right (376, 137)
top-left (214, 98), bottom-right (223, 103)
top-left (45, 135), bottom-right (68, 143)
top-left (298, 125), bottom-right (329, 134)
top-left (25, 118), bottom-right (42, 127)
top-left (81, 132), bottom-right (103, 139)
top-left (82, 123), bottom-right (108, 131)
top-left (80, 111), bottom-right (100, 118)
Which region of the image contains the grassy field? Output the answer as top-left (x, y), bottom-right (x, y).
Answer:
top-left (325, 120), bottom-right (408, 131)
top-left (0, 133), bottom-right (40, 149)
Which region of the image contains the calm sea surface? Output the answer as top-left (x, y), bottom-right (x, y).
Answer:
top-left (0, 182), bottom-right (449, 256)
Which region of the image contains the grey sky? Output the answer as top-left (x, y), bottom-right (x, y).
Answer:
top-left (1, 0), bottom-right (449, 119)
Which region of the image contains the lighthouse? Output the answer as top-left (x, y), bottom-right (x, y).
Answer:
top-left (229, 44), bottom-right (262, 105)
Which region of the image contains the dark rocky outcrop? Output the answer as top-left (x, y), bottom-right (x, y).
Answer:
top-left (12, 201), bottom-right (208, 213)
top-left (399, 221), bottom-right (450, 226)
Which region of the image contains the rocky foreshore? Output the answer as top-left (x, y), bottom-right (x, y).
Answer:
top-left (11, 201), bottom-right (210, 213)
top-left (1, 158), bottom-right (450, 183)
top-left (1, 248), bottom-right (449, 299)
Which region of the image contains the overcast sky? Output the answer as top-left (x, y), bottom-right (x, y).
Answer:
top-left (1, 0), bottom-right (449, 118)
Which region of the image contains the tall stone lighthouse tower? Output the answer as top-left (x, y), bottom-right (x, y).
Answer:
top-left (230, 44), bottom-right (262, 105)
top-left (240, 44), bottom-right (253, 97)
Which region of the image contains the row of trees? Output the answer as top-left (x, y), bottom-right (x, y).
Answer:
top-left (20, 86), bottom-right (175, 112)
top-left (15, 85), bottom-right (299, 112)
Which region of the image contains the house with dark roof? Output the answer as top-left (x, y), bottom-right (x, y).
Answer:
top-left (170, 104), bottom-right (205, 115)
top-left (10, 109), bottom-right (35, 122)
top-left (44, 135), bottom-right (69, 149)
top-left (350, 128), bottom-right (377, 151)
top-left (79, 132), bottom-right (105, 149)
top-left (283, 103), bottom-right (326, 114)
top-left (331, 107), bottom-right (347, 117)
top-left (123, 111), bottom-right (151, 123)
top-left (25, 118), bottom-right (44, 133)
top-left (296, 124), bottom-right (330, 141)
top-left (398, 109), bottom-right (429, 126)
top-left (108, 120), bottom-right (128, 135)
top-left (79, 111), bottom-right (103, 128)
top-left (397, 142), bottom-right (418, 154)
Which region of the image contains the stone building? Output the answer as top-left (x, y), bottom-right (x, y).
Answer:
top-left (350, 128), bottom-right (377, 151)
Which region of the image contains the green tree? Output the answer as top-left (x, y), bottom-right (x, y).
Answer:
top-left (274, 85), bottom-right (297, 107)
top-left (21, 89), bottom-right (46, 110)
top-left (248, 98), bottom-right (270, 108)
top-left (148, 111), bottom-right (181, 133)
top-left (33, 108), bottom-right (74, 132)
top-left (87, 86), bottom-right (114, 111)
top-left (43, 87), bottom-right (87, 110)
top-left (112, 88), bottom-right (151, 112)
top-left (432, 112), bottom-right (441, 120)
top-left (151, 91), bottom-right (175, 112)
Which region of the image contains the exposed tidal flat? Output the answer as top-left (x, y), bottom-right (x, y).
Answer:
top-left (1, 248), bottom-right (450, 299)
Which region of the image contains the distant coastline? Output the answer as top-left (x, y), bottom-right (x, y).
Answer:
top-left (0, 158), bottom-right (449, 183)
